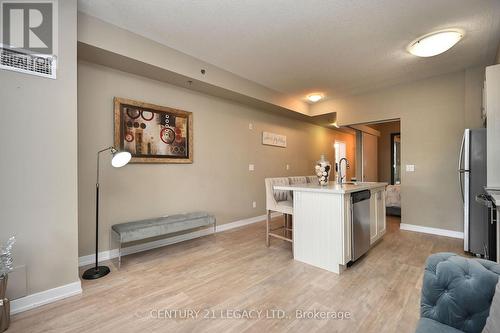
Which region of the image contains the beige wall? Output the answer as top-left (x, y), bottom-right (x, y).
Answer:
top-left (77, 61), bottom-right (355, 256)
top-left (368, 121), bottom-right (401, 183)
top-left (311, 70), bottom-right (480, 232)
top-left (465, 66), bottom-right (486, 129)
top-left (0, 0), bottom-right (79, 295)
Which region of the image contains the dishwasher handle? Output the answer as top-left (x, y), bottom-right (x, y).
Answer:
top-left (351, 190), bottom-right (371, 204)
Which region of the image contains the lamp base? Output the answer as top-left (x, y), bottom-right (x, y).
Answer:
top-left (82, 266), bottom-right (110, 280)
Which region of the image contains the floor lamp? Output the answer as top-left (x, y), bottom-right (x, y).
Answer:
top-left (82, 147), bottom-right (131, 280)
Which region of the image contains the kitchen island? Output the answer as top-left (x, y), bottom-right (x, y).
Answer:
top-left (274, 182), bottom-right (387, 274)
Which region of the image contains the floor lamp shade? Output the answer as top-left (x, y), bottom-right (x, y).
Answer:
top-left (111, 151), bottom-right (131, 168)
top-left (82, 147), bottom-right (130, 280)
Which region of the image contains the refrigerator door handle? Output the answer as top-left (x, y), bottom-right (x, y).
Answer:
top-left (458, 131), bottom-right (465, 171)
top-left (458, 132), bottom-right (466, 202)
top-left (458, 131), bottom-right (471, 202)
top-left (458, 133), bottom-right (465, 170)
top-left (459, 171), bottom-right (465, 202)
top-left (459, 169), bottom-right (470, 202)
top-left (460, 129), bottom-right (471, 253)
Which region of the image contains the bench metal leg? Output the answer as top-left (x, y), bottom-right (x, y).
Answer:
top-left (118, 242), bottom-right (121, 269)
top-left (111, 229), bottom-right (122, 269)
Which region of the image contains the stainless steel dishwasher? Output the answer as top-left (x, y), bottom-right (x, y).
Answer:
top-left (351, 190), bottom-right (371, 262)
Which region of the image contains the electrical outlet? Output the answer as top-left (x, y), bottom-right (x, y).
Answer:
top-left (286, 164), bottom-right (290, 170)
top-left (252, 201), bottom-right (257, 208)
top-left (248, 123), bottom-right (253, 130)
top-left (406, 164), bottom-right (415, 172)
top-left (249, 164), bottom-right (255, 171)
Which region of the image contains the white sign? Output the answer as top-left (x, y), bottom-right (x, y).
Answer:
top-left (262, 131), bottom-right (287, 148)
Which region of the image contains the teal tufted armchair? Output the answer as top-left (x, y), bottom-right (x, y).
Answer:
top-left (416, 253), bottom-right (500, 333)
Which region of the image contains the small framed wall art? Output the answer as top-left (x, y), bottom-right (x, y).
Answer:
top-left (262, 131), bottom-right (287, 148)
top-left (114, 97), bottom-right (193, 163)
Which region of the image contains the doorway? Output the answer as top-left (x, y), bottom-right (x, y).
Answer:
top-left (344, 120), bottom-right (402, 225)
top-left (364, 121), bottom-right (401, 224)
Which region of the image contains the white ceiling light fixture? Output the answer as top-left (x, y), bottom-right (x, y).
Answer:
top-left (407, 30), bottom-right (463, 57)
top-left (307, 93), bottom-right (323, 103)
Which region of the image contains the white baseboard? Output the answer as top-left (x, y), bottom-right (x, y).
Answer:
top-left (10, 280), bottom-right (82, 315)
top-left (78, 212), bottom-right (282, 267)
top-left (400, 223), bottom-right (464, 239)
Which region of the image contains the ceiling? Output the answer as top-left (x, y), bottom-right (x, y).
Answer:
top-left (78, 0), bottom-right (500, 102)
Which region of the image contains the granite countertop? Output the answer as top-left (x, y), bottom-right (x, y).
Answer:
top-left (274, 181), bottom-right (388, 194)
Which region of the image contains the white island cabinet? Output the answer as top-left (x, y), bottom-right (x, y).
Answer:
top-left (274, 182), bottom-right (387, 274)
top-left (371, 186), bottom-right (387, 245)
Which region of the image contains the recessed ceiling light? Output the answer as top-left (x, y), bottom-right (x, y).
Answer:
top-left (408, 30), bottom-right (463, 57)
top-left (307, 93), bottom-right (323, 103)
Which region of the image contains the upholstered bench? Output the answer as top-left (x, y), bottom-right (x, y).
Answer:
top-left (111, 212), bottom-right (216, 268)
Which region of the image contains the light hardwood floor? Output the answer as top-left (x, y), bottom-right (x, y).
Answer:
top-left (10, 216), bottom-right (463, 333)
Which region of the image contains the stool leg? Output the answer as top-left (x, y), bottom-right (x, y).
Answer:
top-left (289, 215), bottom-right (293, 239)
top-left (285, 214), bottom-right (288, 237)
top-left (266, 210), bottom-right (271, 247)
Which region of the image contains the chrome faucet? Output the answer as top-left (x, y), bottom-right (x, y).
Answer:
top-left (337, 158), bottom-right (350, 184)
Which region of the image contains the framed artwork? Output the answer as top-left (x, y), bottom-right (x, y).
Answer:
top-left (262, 131), bottom-right (287, 148)
top-left (114, 97), bottom-right (193, 163)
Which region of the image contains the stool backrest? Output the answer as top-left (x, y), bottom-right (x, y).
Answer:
top-left (265, 177), bottom-right (290, 210)
top-left (289, 176), bottom-right (307, 185)
top-left (306, 175), bottom-right (318, 184)
top-left (288, 176), bottom-right (307, 200)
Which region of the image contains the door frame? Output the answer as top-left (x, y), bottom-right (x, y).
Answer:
top-left (390, 132), bottom-right (401, 185)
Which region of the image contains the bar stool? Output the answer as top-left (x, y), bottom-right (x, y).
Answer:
top-left (265, 177), bottom-right (293, 247)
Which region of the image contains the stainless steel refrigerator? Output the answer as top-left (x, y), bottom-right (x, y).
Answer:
top-left (458, 128), bottom-right (487, 255)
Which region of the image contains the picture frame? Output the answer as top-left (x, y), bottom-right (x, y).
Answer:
top-left (262, 131), bottom-right (287, 148)
top-left (114, 97), bottom-right (193, 163)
